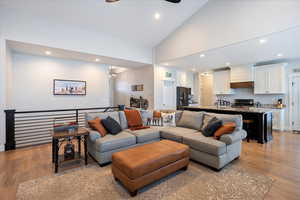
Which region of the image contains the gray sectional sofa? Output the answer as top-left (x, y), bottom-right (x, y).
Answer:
top-left (85, 110), bottom-right (247, 170)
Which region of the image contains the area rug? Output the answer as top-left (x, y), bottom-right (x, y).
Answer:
top-left (17, 162), bottom-right (273, 200)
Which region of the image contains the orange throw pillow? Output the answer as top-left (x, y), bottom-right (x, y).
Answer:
top-left (214, 122), bottom-right (236, 140)
top-left (88, 117), bottom-right (107, 137)
top-left (124, 109), bottom-right (143, 128)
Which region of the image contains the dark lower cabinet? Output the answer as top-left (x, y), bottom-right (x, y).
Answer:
top-left (264, 112), bottom-right (273, 143)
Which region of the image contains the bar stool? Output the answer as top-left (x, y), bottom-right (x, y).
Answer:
top-left (243, 119), bottom-right (254, 142)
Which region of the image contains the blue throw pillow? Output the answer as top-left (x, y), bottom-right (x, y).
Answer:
top-left (101, 116), bottom-right (122, 135)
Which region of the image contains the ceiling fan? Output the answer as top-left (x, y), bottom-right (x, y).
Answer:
top-left (106, 0), bottom-right (181, 3)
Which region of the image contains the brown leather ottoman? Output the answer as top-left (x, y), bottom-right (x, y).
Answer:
top-left (112, 140), bottom-right (190, 196)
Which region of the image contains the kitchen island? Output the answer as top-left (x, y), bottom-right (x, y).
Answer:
top-left (183, 106), bottom-right (273, 144)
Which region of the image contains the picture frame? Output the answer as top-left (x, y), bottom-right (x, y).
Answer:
top-left (131, 84), bottom-right (144, 92)
top-left (53, 79), bottom-right (86, 95)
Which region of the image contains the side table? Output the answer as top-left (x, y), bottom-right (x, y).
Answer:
top-left (52, 127), bottom-right (90, 173)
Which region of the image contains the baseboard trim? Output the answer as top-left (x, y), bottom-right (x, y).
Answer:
top-left (0, 144), bottom-right (4, 152)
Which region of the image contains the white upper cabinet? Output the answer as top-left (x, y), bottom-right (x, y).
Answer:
top-left (213, 70), bottom-right (234, 95)
top-left (176, 70), bottom-right (193, 88)
top-left (230, 65), bottom-right (254, 83)
top-left (254, 63), bottom-right (286, 94)
top-left (254, 67), bottom-right (268, 94)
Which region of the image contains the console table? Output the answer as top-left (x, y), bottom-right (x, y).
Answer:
top-left (52, 127), bottom-right (90, 173)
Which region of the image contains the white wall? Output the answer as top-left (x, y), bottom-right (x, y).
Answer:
top-left (11, 52), bottom-right (110, 110)
top-left (154, 65), bottom-right (197, 110)
top-left (114, 66), bottom-right (154, 109)
top-left (0, 9), bottom-right (152, 65)
top-left (5, 44), bottom-right (13, 108)
top-left (154, 66), bottom-right (177, 110)
top-left (0, 37), bottom-right (6, 151)
top-left (155, 0), bottom-right (300, 63)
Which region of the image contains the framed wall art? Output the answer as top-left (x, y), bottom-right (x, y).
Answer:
top-left (53, 79), bottom-right (86, 95)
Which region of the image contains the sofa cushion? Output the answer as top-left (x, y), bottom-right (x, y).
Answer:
top-left (118, 111), bottom-right (128, 130)
top-left (94, 131), bottom-right (136, 152)
top-left (160, 127), bottom-right (198, 143)
top-left (183, 134), bottom-right (226, 156)
top-left (177, 111), bottom-right (204, 130)
top-left (126, 127), bottom-right (160, 143)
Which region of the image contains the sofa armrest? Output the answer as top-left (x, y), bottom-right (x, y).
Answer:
top-left (87, 128), bottom-right (101, 142)
top-left (219, 129), bottom-right (247, 145)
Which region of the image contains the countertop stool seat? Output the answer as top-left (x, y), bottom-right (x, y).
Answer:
top-left (243, 119), bottom-right (254, 142)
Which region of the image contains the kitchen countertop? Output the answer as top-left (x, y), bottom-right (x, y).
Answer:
top-left (184, 106), bottom-right (274, 114)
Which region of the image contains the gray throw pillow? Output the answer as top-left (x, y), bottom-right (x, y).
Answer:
top-left (177, 111), bottom-right (204, 130)
top-left (175, 111), bottom-right (183, 125)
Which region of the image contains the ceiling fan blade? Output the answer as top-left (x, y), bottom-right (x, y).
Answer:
top-left (106, 0), bottom-right (120, 2)
top-left (165, 0), bottom-right (182, 3)
top-left (105, 0), bottom-right (182, 3)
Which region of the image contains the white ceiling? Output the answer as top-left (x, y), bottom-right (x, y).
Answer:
top-left (0, 0), bottom-right (208, 48)
top-left (163, 26), bottom-right (300, 72)
top-left (8, 40), bottom-right (150, 68)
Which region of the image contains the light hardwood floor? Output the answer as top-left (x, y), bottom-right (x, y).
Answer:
top-left (0, 131), bottom-right (300, 200)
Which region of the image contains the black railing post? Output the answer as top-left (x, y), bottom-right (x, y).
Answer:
top-left (75, 109), bottom-right (79, 123)
top-left (118, 105), bottom-right (125, 111)
top-left (4, 109), bottom-right (16, 151)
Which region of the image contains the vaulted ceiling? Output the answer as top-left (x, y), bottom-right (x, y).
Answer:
top-left (0, 0), bottom-right (208, 48)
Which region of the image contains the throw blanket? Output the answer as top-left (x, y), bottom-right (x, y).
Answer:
top-left (129, 126), bottom-right (150, 131)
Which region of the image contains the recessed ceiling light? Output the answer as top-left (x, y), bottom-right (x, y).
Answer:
top-left (259, 38), bottom-right (267, 44)
top-left (95, 58), bottom-right (100, 62)
top-left (165, 63), bottom-right (169, 66)
top-left (277, 53), bottom-right (283, 57)
top-left (226, 62), bottom-right (231, 66)
top-left (154, 12), bottom-right (161, 20)
top-left (45, 51), bottom-right (52, 55)
top-left (192, 68), bottom-right (196, 72)
top-left (200, 54), bottom-right (205, 58)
